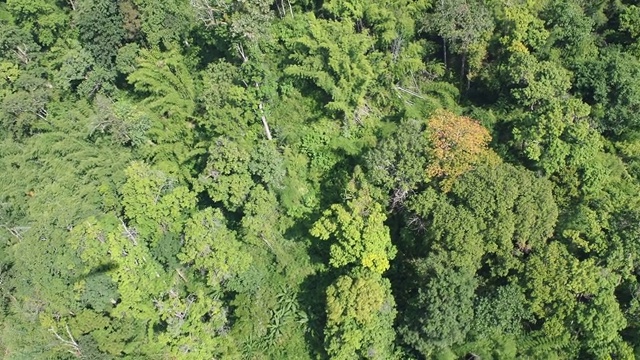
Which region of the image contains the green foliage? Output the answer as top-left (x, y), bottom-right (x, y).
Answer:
top-left (325, 269), bottom-right (397, 359)
top-left (132, 0), bottom-right (193, 48)
top-left (396, 185), bottom-right (486, 356)
top-left (427, 0), bottom-right (493, 79)
top-left (127, 49), bottom-right (200, 174)
top-left (3, 0), bottom-right (640, 358)
top-left (6, 0), bottom-right (68, 46)
top-left (311, 167), bottom-right (396, 273)
top-left (197, 137), bottom-right (254, 211)
top-left (573, 47), bottom-right (640, 138)
top-left (128, 49), bottom-right (195, 120)
top-left (405, 188), bottom-right (484, 270)
top-left (191, 0), bottom-right (274, 50)
top-left (470, 284), bottom-right (530, 339)
top-left (0, 123), bottom-right (132, 358)
top-left (541, 0), bottom-right (597, 63)
top-left (365, 118), bottom-right (430, 200)
top-left (400, 265), bottom-right (477, 357)
top-left (115, 43), bottom-right (140, 76)
top-left (90, 94), bottom-right (151, 147)
top-left (120, 161), bottom-right (195, 242)
top-left (284, 13), bottom-right (375, 123)
top-left (506, 51), bottom-right (598, 175)
top-left (495, 2), bottom-right (549, 54)
top-left (0, 69), bottom-right (53, 137)
top-left (77, 0), bottom-right (124, 68)
top-left (196, 58), bottom-right (278, 144)
top-left (323, 0), bottom-right (429, 46)
top-left (47, 39), bottom-right (95, 92)
top-left (180, 208), bottom-right (252, 289)
top-left (451, 163), bottom-right (558, 275)
top-left (519, 240), bottom-right (631, 358)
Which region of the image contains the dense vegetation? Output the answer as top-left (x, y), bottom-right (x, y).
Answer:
top-left (2, 0), bottom-right (640, 358)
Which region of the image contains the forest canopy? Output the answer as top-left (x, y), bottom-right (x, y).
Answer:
top-left (2, 0), bottom-right (640, 359)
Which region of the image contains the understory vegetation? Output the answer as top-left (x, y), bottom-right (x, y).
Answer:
top-left (3, 0), bottom-right (640, 359)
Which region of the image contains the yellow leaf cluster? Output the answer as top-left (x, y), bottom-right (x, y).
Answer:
top-left (426, 110), bottom-right (492, 191)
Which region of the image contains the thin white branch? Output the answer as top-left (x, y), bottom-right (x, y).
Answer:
top-left (394, 85), bottom-right (426, 100)
top-left (15, 45), bottom-right (29, 64)
top-left (287, 0), bottom-right (293, 17)
top-left (235, 43), bottom-right (248, 63)
top-left (49, 325), bottom-right (82, 357)
top-left (120, 218), bottom-right (138, 246)
top-left (1, 225), bottom-right (29, 241)
top-left (176, 268), bottom-right (188, 283)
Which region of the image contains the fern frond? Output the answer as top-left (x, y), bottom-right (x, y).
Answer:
top-left (127, 50), bottom-right (195, 120)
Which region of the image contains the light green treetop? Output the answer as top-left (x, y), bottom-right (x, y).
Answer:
top-left (310, 166), bottom-right (396, 273)
top-left (325, 269), bottom-right (397, 359)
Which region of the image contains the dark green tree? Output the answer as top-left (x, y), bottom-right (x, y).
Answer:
top-left (76, 0), bottom-right (124, 69)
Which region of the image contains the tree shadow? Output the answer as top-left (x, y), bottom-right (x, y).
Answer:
top-left (290, 158), bottom-right (354, 357)
top-left (297, 268), bottom-right (334, 358)
top-left (74, 261), bottom-right (119, 281)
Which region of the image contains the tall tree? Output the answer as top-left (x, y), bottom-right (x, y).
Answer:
top-left (6, 0), bottom-right (68, 46)
top-left (451, 163), bottom-right (558, 275)
top-left (76, 0), bottom-right (124, 69)
top-left (311, 167), bottom-right (397, 274)
top-left (132, 0), bottom-right (192, 48)
top-left (127, 49), bottom-right (199, 174)
top-left (426, 109), bottom-right (494, 191)
top-left (325, 269), bottom-right (397, 359)
top-left (427, 0), bottom-right (493, 84)
top-left (506, 51), bottom-right (598, 175)
top-left (573, 48), bottom-right (640, 139)
top-left (284, 13), bottom-right (375, 124)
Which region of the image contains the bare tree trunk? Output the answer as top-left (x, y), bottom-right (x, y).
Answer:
top-left (395, 85), bottom-right (426, 99)
top-left (1, 225), bottom-right (29, 241)
top-left (460, 52), bottom-right (466, 92)
top-left (443, 38), bottom-right (447, 71)
top-left (259, 103), bottom-right (273, 140)
top-left (253, 82), bottom-right (273, 140)
top-left (15, 45), bottom-right (30, 65)
top-left (176, 268), bottom-right (188, 283)
top-left (190, 0), bottom-right (228, 28)
top-left (235, 43), bottom-right (248, 63)
top-left (277, 0), bottom-right (285, 18)
top-left (120, 218), bottom-right (138, 246)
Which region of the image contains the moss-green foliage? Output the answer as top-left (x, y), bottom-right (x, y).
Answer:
top-left (284, 13), bottom-right (375, 124)
top-left (3, 0), bottom-right (640, 359)
top-left (451, 163), bottom-right (558, 275)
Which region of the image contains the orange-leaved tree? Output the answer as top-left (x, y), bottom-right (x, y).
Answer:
top-left (426, 109), bottom-right (493, 191)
